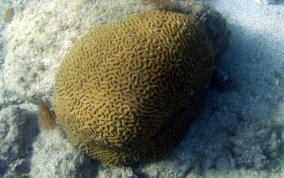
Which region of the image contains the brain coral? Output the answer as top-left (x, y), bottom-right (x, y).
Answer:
top-left (53, 9), bottom-right (214, 167)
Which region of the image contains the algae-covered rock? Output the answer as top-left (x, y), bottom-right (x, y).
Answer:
top-left (0, 104), bottom-right (39, 177)
top-left (53, 9), bottom-right (214, 166)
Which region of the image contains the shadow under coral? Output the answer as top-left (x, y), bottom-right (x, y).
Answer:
top-left (171, 22), bottom-right (284, 174)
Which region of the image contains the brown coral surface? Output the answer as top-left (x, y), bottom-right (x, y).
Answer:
top-left (53, 9), bottom-right (214, 167)
top-left (5, 8), bottom-right (14, 23)
top-left (37, 104), bottom-right (56, 131)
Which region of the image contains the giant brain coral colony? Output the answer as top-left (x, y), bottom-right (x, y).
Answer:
top-left (52, 9), bottom-right (214, 167)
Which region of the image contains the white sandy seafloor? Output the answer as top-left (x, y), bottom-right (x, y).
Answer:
top-left (0, 0), bottom-right (284, 177)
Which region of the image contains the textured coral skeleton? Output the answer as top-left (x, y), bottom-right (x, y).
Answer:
top-left (53, 9), bottom-right (214, 167)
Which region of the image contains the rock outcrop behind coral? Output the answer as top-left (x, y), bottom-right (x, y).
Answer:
top-left (2, 0), bottom-right (229, 105)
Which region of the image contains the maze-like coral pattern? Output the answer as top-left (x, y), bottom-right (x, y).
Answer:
top-left (53, 9), bottom-right (214, 166)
